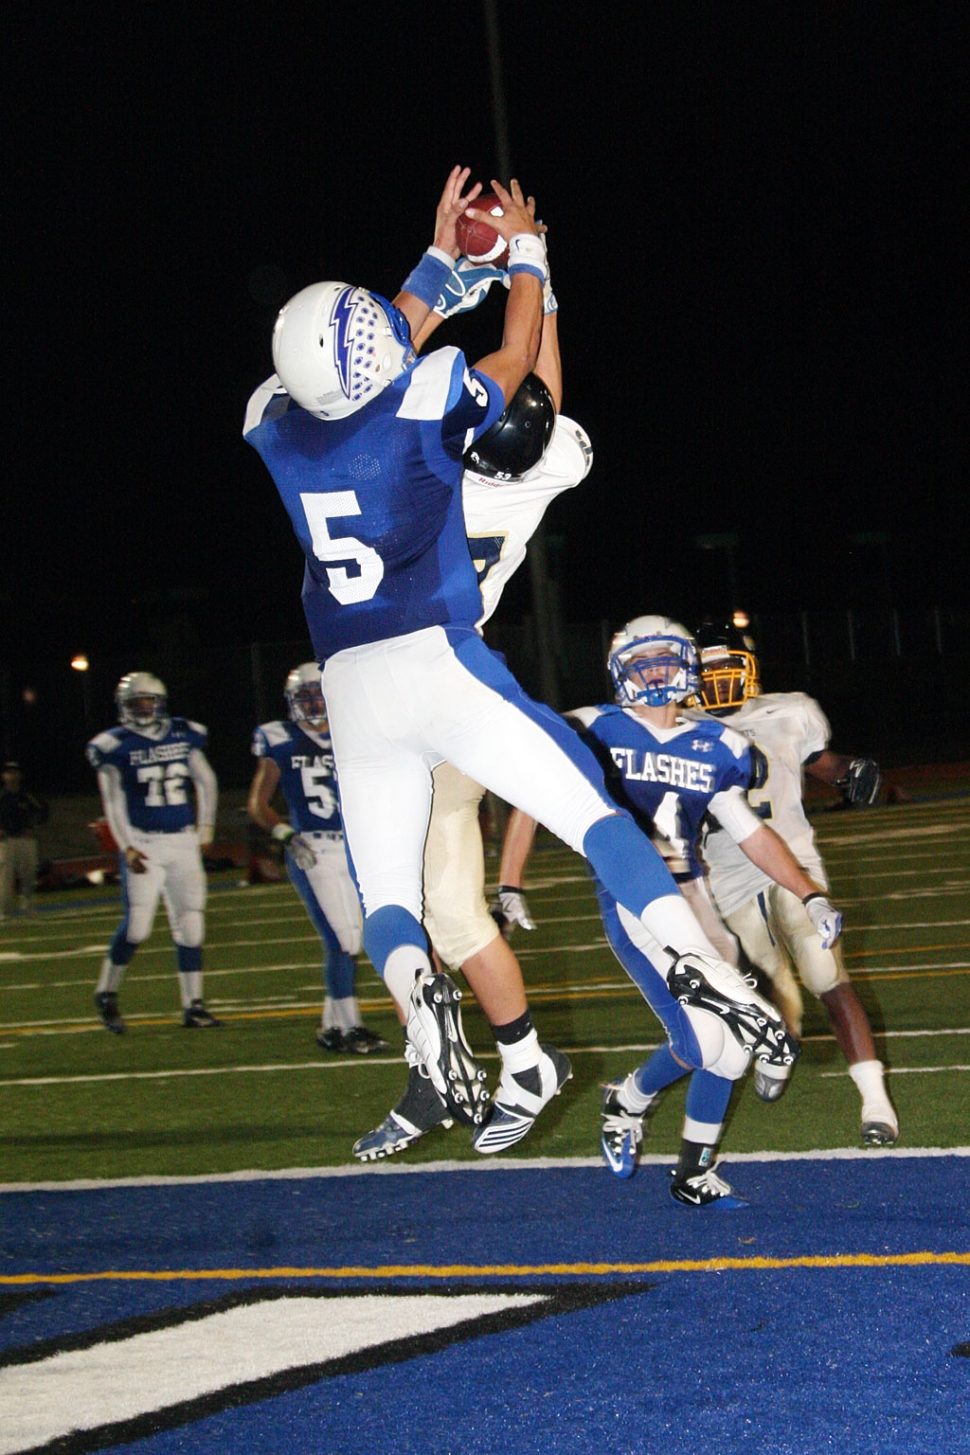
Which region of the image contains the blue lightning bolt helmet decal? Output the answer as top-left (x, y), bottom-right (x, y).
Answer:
top-left (330, 286), bottom-right (358, 401)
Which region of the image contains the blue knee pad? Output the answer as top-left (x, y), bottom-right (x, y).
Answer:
top-left (583, 815), bottom-right (676, 919)
top-left (362, 905), bottom-right (427, 979)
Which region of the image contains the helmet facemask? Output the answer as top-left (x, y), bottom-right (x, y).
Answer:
top-left (116, 673), bottom-right (169, 732)
top-left (609, 632), bottom-right (700, 709)
top-left (696, 647), bottom-right (762, 714)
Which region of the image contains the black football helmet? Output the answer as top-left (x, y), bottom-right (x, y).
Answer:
top-left (693, 619), bottom-right (761, 713)
top-left (463, 373), bottom-right (556, 482)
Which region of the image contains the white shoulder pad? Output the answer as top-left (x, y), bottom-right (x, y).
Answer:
top-left (260, 721), bottom-right (292, 748)
top-left (89, 729), bottom-right (121, 755)
top-left (718, 724), bottom-right (751, 761)
top-left (397, 348), bottom-right (463, 421)
top-left (550, 415), bottom-right (594, 482)
top-left (243, 374), bottom-right (288, 436)
top-left (565, 705), bottom-right (602, 729)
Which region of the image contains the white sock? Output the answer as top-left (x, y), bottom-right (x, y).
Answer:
top-left (331, 996), bottom-right (360, 1033)
top-left (620, 1073), bottom-right (657, 1114)
top-left (638, 894), bottom-right (718, 963)
top-left (96, 958), bottom-right (125, 995)
top-left (683, 1116), bottom-right (724, 1144)
top-left (497, 1027), bottom-right (541, 1079)
top-left (384, 946), bottom-right (432, 1018)
top-left (180, 972), bottom-right (202, 1008)
top-left (848, 1059), bottom-right (897, 1127)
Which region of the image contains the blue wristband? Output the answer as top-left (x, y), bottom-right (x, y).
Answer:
top-left (401, 249), bottom-right (454, 309)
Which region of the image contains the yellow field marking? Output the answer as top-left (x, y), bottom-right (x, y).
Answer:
top-left (4, 1250), bottom-right (970, 1286)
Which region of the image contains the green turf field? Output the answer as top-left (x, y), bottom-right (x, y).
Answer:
top-left (1, 795), bottom-right (968, 1185)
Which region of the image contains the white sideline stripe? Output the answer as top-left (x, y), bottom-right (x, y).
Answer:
top-left (0, 1293), bottom-right (542, 1454)
top-left (3, 1146), bottom-right (970, 1194)
top-left (822, 1065), bottom-right (970, 1077)
top-left (5, 1026), bottom-right (970, 1087)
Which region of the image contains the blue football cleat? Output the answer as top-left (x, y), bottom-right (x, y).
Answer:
top-left (600, 1081), bottom-right (644, 1179)
top-left (668, 1167), bottom-right (748, 1209)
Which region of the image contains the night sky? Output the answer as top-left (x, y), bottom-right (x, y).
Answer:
top-left (4, 4), bottom-right (965, 762)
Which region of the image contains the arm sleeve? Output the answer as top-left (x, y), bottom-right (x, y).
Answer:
top-left (707, 784), bottom-right (764, 845)
top-left (97, 766), bottom-right (134, 853)
top-left (189, 749), bottom-right (218, 830)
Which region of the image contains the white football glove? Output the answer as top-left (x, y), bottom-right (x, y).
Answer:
top-left (803, 893), bottom-right (843, 950)
top-left (491, 885), bottom-right (536, 937)
top-left (502, 230), bottom-right (557, 313)
top-left (272, 824), bottom-right (317, 871)
top-left (434, 258), bottom-right (505, 319)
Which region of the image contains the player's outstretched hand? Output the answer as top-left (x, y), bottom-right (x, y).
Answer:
top-left (125, 846), bottom-right (148, 875)
top-left (465, 179), bottom-right (539, 241)
top-left (803, 893), bottom-right (843, 950)
top-left (197, 825), bottom-right (214, 848)
top-left (433, 165), bottom-right (483, 259)
top-left (491, 885), bottom-right (536, 938)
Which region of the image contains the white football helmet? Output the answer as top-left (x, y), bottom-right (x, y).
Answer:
top-left (608, 616), bottom-right (700, 708)
top-left (116, 672), bottom-right (169, 731)
top-left (285, 662), bottom-right (327, 730)
top-left (272, 282), bottom-right (416, 420)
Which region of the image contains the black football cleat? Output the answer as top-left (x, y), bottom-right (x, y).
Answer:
top-left (94, 991), bottom-right (126, 1035)
top-left (182, 999), bottom-right (222, 1029)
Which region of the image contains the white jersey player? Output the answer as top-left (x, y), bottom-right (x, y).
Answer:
top-left (354, 289), bottom-right (593, 1160)
top-left (86, 673), bottom-right (220, 1032)
top-left (693, 623), bottom-right (897, 1145)
top-left (244, 169), bottom-right (796, 1155)
top-left (248, 664), bottom-right (387, 1055)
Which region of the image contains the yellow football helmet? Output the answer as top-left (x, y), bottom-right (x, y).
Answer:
top-left (693, 622), bottom-right (761, 713)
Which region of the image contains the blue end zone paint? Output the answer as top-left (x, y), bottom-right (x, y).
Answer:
top-left (2, 1158), bottom-right (969, 1454)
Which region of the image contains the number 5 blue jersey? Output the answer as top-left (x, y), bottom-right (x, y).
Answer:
top-left (243, 347), bottom-right (505, 661)
top-left (86, 719), bottom-right (208, 832)
top-left (571, 706), bottom-right (753, 879)
top-left (251, 721), bottom-right (342, 834)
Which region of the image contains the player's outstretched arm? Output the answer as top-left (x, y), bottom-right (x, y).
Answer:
top-left (470, 180), bottom-right (543, 404)
top-left (806, 748), bottom-right (881, 807)
top-left (394, 165), bottom-right (483, 340)
top-left (740, 824), bottom-right (843, 948)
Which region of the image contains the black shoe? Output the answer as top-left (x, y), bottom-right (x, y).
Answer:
top-left (472, 1045), bottom-right (572, 1154)
top-left (406, 971), bottom-right (489, 1126)
top-left (315, 1026), bottom-right (344, 1051)
top-left (667, 951), bottom-right (800, 1071)
top-left (353, 1059), bottom-right (454, 1161)
top-left (341, 1025), bottom-right (390, 1055)
top-left (183, 999), bottom-right (222, 1028)
top-left (668, 1166), bottom-right (748, 1209)
top-left (94, 991), bottom-right (126, 1035)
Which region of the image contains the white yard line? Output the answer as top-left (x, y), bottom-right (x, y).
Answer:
top-left (3, 1144), bottom-right (970, 1194)
top-left (4, 1026), bottom-right (969, 1087)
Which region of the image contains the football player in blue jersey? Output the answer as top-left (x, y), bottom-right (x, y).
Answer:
top-left (244, 167), bottom-right (797, 1146)
top-left (354, 265), bottom-right (588, 1159)
top-left (499, 617), bottom-right (844, 1206)
top-left (87, 673), bottom-right (220, 1033)
top-left (247, 663), bottom-right (388, 1055)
